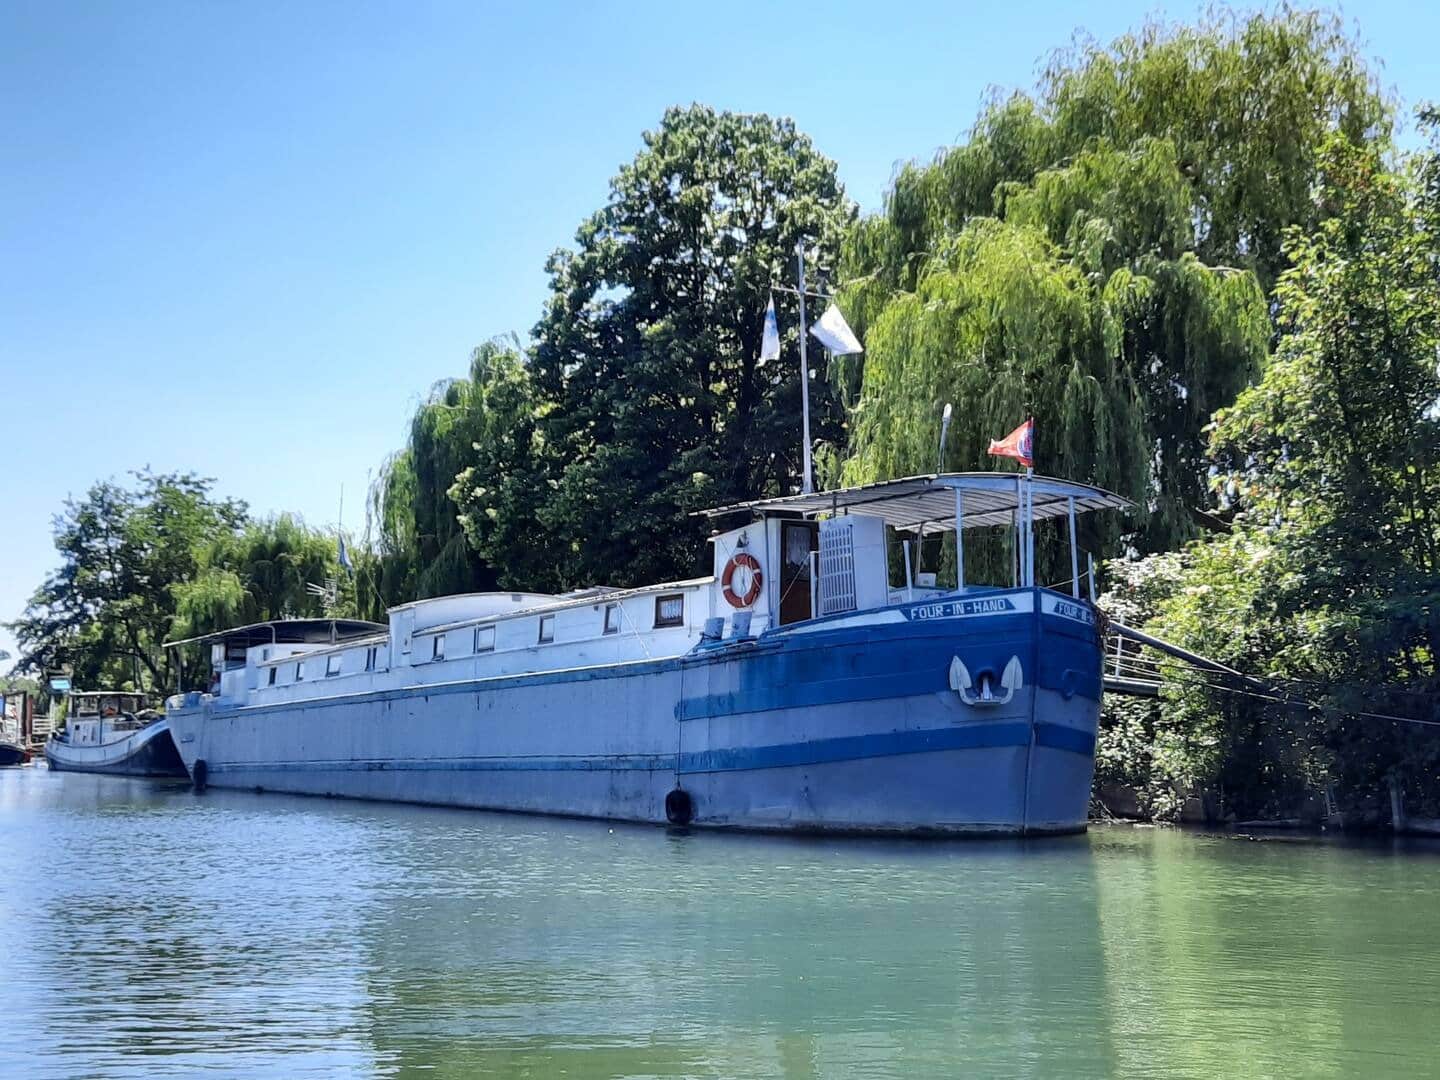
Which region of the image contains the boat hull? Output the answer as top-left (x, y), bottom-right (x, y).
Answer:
top-left (166, 589), bottom-right (1102, 835)
top-left (0, 740), bottom-right (28, 767)
top-left (44, 720), bottom-right (189, 777)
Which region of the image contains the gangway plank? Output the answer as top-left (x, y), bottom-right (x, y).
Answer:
top-left (1099, 621), bottom-right (1267, 700)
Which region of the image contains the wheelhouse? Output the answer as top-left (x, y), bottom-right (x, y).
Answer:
top-left (699, 472), bottom-right (1131, 633)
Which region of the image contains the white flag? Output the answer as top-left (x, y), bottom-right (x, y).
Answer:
top-left (808, 302), bottom-right (863, 355)
top-left (759, 293), bottom-right (781, 365)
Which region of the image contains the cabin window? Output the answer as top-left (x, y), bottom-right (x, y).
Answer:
top-left (267, 667), bottom-right (277, 686)
top-left (603, 603), bottom-right (621, 635)
top-left (295, 662), bottom-right (304, 682)
top-left (326, 655), bottom-right (342, 677)
top-left (475, 626), bottom-right (496, 653)
top-left (655, 594), bottom-right (684, 628)
top-left (365, 647), bottom-right (378, 672)
top-left (538, 615), bottom-right (555, 644)
top-left (431, 635), bottom-right (446, 662)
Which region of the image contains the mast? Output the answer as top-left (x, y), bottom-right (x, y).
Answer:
top-left (796, 241), bottom-right (813, 495)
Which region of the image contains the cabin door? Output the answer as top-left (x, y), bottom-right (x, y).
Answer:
top-left (777, 522), bottom-right (818, 625)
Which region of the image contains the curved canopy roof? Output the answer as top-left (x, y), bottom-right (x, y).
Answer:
top-left (700, 473), bottom-right (1133, 533)
top-left (163, 618), bottom-right (386, 651)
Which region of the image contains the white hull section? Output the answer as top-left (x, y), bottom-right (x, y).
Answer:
top-left (44, 720), bottom-right (187, 777)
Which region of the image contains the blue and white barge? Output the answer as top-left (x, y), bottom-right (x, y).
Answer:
top-left (164, 473), bottom-right (1128, 835)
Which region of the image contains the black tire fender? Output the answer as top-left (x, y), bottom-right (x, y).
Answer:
top-left (665, 787), bottom-right (694, 826)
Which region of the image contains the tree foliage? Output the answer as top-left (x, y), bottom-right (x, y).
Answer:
top-left (839, 8), bottom-right (1387, 572)
top-left (8, 471), bottom-right (247, 695)
top-left (505, 104), bottom-right (855, 589)
top-left (8, 474), bottom-right (356, 696)
top-left (172, 513), bottom-right (354, 641)
top-left (1108, 126), bottom-right (1440, 818)
top-left (445, 340), bottom-right (554, 589)
top-left (367, 343), bottom-right (525, 608)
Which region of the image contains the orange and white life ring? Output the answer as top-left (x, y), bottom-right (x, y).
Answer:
top-left (721, 552), bottom-right (763, 608)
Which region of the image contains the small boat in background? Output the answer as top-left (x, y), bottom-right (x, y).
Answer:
top-left (44, 691), bottom-right (187, 777)
top-left (0, 692), bottom-right (29, 766)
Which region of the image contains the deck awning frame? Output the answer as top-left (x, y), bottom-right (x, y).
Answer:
top-left (162, 618), bottom-right (387, 652)
top-left (698, 472), bottom-right (1132, 534)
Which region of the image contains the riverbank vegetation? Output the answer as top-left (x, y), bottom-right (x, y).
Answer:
top-left (8, 8), bottom-right (1438, 821)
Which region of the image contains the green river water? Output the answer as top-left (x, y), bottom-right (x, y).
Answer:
top-left (3, 765), bottom-right (1439, 1078)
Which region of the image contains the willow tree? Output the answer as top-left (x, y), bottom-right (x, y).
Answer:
top-left (839, 8), bottom-right (1384, 560)
top-left (844, 136), bottom-right (1269, 563)
top-left (855, 9), bottom-right (1388, 300)
top-left (171, 514), bottom-right (353, 643)
top-left (368, 339), bottom-right (527, 606)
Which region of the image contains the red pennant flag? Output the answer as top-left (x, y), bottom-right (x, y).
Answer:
top-left (988, 418), bottom-right (1034, 469)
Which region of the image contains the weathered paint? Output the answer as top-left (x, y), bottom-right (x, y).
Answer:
top-left (166, 586), bottom-right (1103, 835)
top-left (44, 720), bottom-right (189, 778)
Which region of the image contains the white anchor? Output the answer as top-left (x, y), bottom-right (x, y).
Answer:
top-left (949, 655), bottom-right (1024, 707)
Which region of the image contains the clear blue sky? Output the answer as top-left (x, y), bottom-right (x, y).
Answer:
top-left (2, 0), bottom-right (1436, 664)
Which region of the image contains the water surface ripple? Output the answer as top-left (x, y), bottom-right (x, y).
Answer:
top-left (3, 767), bottom-right (1439, 1078)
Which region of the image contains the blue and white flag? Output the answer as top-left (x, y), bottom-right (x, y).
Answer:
top-left (759, 293), bottom-right (781, 366)
top-left (337, 534), bottom-right (354, 575)
top-left (808, 302), bottom-right (863, 355)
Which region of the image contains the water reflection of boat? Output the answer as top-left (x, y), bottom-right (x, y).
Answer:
top-left (44, 691), bottom-right (187, 777)
top-left (166, 473), bottom-right (1129, 835)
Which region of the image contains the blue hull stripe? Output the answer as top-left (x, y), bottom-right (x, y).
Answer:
top-left (678, 722), bottom-right (1032, 773)
top-left (676, 672), bottom-right (953, 722)
top-left (205, 721), bottom-right (1094, 777)
top-left (1035, 721), bottom-right (1097, 755)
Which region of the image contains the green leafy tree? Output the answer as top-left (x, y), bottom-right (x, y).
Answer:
top-left (8, 471), bottom-right (247, 696)
top-left (445, 340), bottom-right (555, 590)
top-left (522, 104), bottom-right (855, 588)
top-left (1137, 127), bottom-right (1440, 817)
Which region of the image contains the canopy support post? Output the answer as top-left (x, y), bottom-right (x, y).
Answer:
top-left (1016, 475), bottom-right (1028, 588)
top-left (809, 551), bottom-right (819, 620)
top-left (954, 488), bottom-right (965, 591)
top-left (1068, 496), bottom-right (1080, 598)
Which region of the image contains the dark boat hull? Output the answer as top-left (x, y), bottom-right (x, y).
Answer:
top-left (0, 740), bottom-right (29, 767)
top-left (44, 721), bottom-right (188, 778)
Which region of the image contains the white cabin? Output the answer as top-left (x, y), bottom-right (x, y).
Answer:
top-left (58, 690), bottom-right (149, 747)
top-left (169, 473), bottom-right (1129, 710)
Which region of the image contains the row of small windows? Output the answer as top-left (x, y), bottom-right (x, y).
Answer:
top-left (264, 596), bottom-right (689, 681)
top-left (266, 645), bottom-right (380, 685)
top-left (422, 594), bottom-right (685, 661)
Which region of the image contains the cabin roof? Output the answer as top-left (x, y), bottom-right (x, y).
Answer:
top-left (163, 618), bottom-right (387, 650)
top-left (417, 577), bottom-right (712, 637)
top-left (699, 472), bottom-right (1132, 532)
